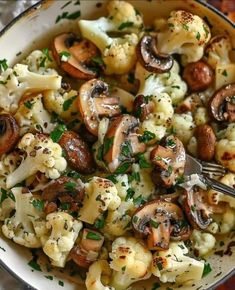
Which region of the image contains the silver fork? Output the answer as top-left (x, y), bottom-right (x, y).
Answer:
top-left (184, 154), bottom-right (235, 197)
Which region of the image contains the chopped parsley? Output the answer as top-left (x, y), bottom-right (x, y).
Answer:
top-left (222, 69), bottom-right (228, 77)
top-left (61, 1), bottom-right (72, 9)
top-left (196, 32), bottom-right (201, 40)
top-left (136, 153), bottom-right (151, 169)
top-left (175, 175), bottom-right (185, 185)
top-left (0, 246), bottom-right (6, 252)
top-left (59, 51), bottom-right (71, 61)
top-left (86, 231), bottom-right (102, 240)
top-left (150, 219), bottom-right (160, 229)
top-left (202, 263), bottom-right (212, 277)
top-left (60, 202), bottom-right (70, 210)
top-left (156, 260), bottom-right (163, 271)
top-left (28, 259), bottom-right (42, 271)
top-left (0, 188), bottom-right (15, 204)
top-left (114, 161), bottom-right (131, 174)
top-left (133, 195), bottom-right (146, 207)
top-left (138, 130), bottom-right (156, 143)
top-left (168, 23), bottom-right (174, 29)
top-left (55, 10), bottom-right (81, 23)
top-left (94, 216), bottom-right (105, 229)
top-left (91, 56), bottom-right (105, 66)
top-left (50, 124), bottom-right (66, 142)
top-left (182, 23), bottom-right (189, 30)
top-left (125, 188), bottom-right (135, 201)
top-left (127, 72), bottom-right (135, 84)
top-left (0, 80), bottom-right (7, 85)
top-left (121, 266), bottom-right (126, 272)
top-left (64, 170), bottom-right (81, 179)
top-left (103, 137), bottom-right (114, 155)
top-left (24, 100), bottom-right (35, 109)
top-left (63, 95), bottom-right (77, 111)
top-left (128, 171), bottom-right (140, 183)
top-left (64, 181), bottom-right (77, 191)
top-left (152, 283), bottom-right (160, 290)
top-left (118, 21), bottom-right (134, 30)
top-left (106, 174), bottom-right (118, 184)
top-left (0, 59), bottom-right (8, 72)
top-left (32, 199), bottom-right (45, 211)
top-left (121, 140), bottom-right (132, 158)
top-left (45, 275), bottom-right (53, 280)
top-left (39, 48), bottom-right (52, 67)
top-left (132, 216), bottom-right (139, 223)
top-left (58, 280), bottom-right (64, 287)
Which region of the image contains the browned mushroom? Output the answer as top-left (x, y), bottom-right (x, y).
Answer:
top-left (52, 33), bottom-right (99, 79)
top-left (133, 94), bottom-right (155, 121)
top-left (182, 187), bottom-right (215, 230)
top-left (150, 135), bottom-right (186, 187)
top-left (183, 60), bottom-right (214, 92)
top-left (0, 114), bottom-right (20, 156)
top-left (208, 83), bottom-right (235, 122)
top-left (77, 79), bottom-right (121, 136)
top-left (194, 124), bottom-right (216, 161)
top-left (132, 200), bottom-right (191, 250)
top-left (137, 35), bottom-right (174, 73)
top-left (103, 114), bottom-right (146, 172)
top-left (59, 130), bottom-right (95, 174)
top-left (69, 228), bottom-right (104, 268)
top-left (41, 176), bottom-right (84, 211)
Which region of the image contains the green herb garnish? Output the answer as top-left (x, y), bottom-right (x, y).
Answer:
top-left (0, 59), bottom-right (8, 71)
top-left (63, 95), bottom-right (77, 111)
top-left (59, 51), bottom-right (71, 61)
top-left (32, 199), bottom-right (45, 211)
top-left (50, 124), bottom-right (66, 142)
top-left (114, 161), bottom-right (131, 174)
top-left (152, 283), bottom-right (161, 290)
top-left (24, 100), bottom-right (35, 109)
top-left (138, 131), bottom-right (156, 143)
top-left (222, 69), bottom-right (228, 77)
top-left (56, 10), bottom-right (81, 23)
top-left (136, 153), bottom-right (151, 169)
top-left (103, 137), bottom-right (114, 155)
top-left (150, 219), bottom-right (160, 228)
top-left (86, 232), bottom-right (102, 240)
top-left (202, 263), bottom-right (212, 277)
top-left (125, 188), bottom-right (135, 201)
top-left (196, 32), bottom-right (201, 40)
top-left (28, 259), bottom-right (42, 271)
top-left (118, 21), bottom-right (134, 30)
top-left (64, 181), bottom-right (77, 191)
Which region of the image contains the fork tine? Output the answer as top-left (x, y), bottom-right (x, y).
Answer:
top-left (201, 161), bottom-right (226, 176)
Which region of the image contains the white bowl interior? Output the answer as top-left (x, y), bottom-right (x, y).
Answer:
top-left (0, 1), bottom-right (235, 289)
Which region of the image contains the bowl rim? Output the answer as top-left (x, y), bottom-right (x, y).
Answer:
top-left (0, 0), bottom-right (234, 289)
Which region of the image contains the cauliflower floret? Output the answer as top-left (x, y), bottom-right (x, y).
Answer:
top-left (208, 173), bottom-right (235, 208)
top-left (43, 89), bottom-right (80, 123)
top-left (78, 1), bottom-right (143, 74)
top-left (0, 63), bottom-right (61, 112)
top-left (194, 107), bottom-right (210, 126)
top-left (215, 63), bottom-right (235, 90)
top-left (79, 177), bottom-right (121, 224)
top-left (156, 10), bottom-right (211, 65)
top-left (172, 113), bottom-right (195, 145)
top-left (190, 229), bottom-right (216, 257)
top-left (14, 93), bottom-right (56, 135)
top-left (136, 61), bottom-right (187, 105)
top-left (204, 35), bottom-right (232, 69)
top-left (115, 174), bottom-right (129, 200)
top-left (110, 237), bottom-right (152, 290)
top-left (86, 260), bottom-right (114, 290)
top-left (21, 49), bottom-right (58, 75)
top-left (0, 188), bottom-right (15, 221)
top-left (140, 119), bottom-right (166, 142)
top-left (151, 241), bottom-right (204, 283)
top-left (6, 133), bottom-right (67, 188)
top-left (216, 137), bottom-right (235, 172)
top-left (43, 212), bottom-right (82, 267)
top-left (212, 208), bottom-right (235, 234)
top-left (131, 164), bottom-right (155, 200)
top-left (2, 187), bottom-right (45, 248)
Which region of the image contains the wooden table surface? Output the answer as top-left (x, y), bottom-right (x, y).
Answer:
top-left (208, 1), bottom-right (235, 289)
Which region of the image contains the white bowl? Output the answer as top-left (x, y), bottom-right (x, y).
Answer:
top-left (0, 1), bottom-right (235, 289)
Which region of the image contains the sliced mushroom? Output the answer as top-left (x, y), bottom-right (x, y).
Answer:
top-left (0, 114), bottom-right (20, 156)
top-left (137, 35), bottom-right (174, 73)
top-left (103, 114), bottom-right (146, 172)
top-left (132, 200), bottom-right (191, 250)
top-left (77, 79), bottom-right (121, 136)
top-left (194, 124), bottom-right (216, 161)
top-left (52, 33), bottom-right (99, 79)
top-left (133, 94), bottom-right (155, 121)
top-left (41, 176), bottom-right (84, 211)
top-left (150, 135), bottom-right (186, 188)
top-left (209, 83), bottom-right (235, 122)
top-left (182, 187), bottom-right (213, 230)
top-left (182, 60), bottom-right (214, 92)
top-left (59, 130), bottom-right (95, 174)
top-left (69, 228), bottom-right (104, 268)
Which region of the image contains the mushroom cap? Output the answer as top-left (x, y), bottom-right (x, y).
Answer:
top-left (182, 187), bottom-right (212, 230)
top-left (209, 83), bottom-right (235, 122)
top-left (0, 114), bottom-right (20, 156)
top-left (77, 79), bottom-right (121, 136)
top-left (59, 130), bottom-right (95, 174)
top-left (42, 176), bottom-right (84, 206)
top-left (103, 114), bottom-right (145, 172)
top-left (137, 35), bottom-right (174, 73)
top-left (52, 33), bottom-right (99, 79)
top-left (132, 199), bottom-right (191, 250)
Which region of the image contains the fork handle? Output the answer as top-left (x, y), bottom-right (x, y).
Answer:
top-left (201, 175), bottom-right (235, 197)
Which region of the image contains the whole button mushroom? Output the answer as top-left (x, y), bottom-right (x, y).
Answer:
top-left (132, 200), bottom-right (191, 250)
top-left (59, 130), bottom-right (95, 174)
top-left (0, 114), bottom-right (20, 156)
top-left (194, 124), bottom-right (216, 161)
top-left (150, 135), bottom-right (186, 188)
top-left (52, 33), bottom-right (99, 79)
top-left (77, 79), bottom-right (121, 136)
top-left (208, 83), bottom-right (235, 122)
top-left (183, 60), bottom-right (214, 92)
top-left (137, 35), bottom-right (174, 73)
